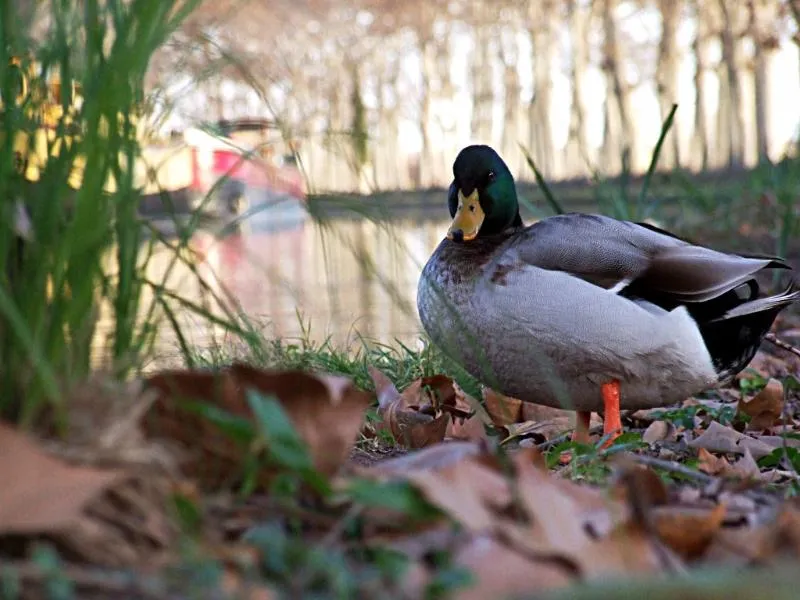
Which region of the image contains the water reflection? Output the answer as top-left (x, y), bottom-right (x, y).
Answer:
top-left (105, 208), bottom-right (452, 364)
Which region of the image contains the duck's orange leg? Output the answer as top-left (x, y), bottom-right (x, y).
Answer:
top-left (600, 379), bottom-right (622, 448)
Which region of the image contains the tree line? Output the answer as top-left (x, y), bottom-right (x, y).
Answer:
top-left (149, 0), bottom-right (800, 193)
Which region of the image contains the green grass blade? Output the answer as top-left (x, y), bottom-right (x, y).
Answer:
top-left (519, 143), bottom-right (565, 215)
top-left (637, 102), bottom-right (678, 209)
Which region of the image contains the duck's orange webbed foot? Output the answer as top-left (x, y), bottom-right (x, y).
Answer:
top-left (599, 379), bottom-right (622, 449)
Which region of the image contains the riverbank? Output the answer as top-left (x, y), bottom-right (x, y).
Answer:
top-left (10, 327), bottom-right (800, 597)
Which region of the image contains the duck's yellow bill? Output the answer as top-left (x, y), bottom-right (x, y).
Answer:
top-left (447, 189), bottom-right (484, 241)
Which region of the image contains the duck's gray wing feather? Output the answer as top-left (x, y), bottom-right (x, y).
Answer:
top-left (512, 213), bottom-right (791, 302)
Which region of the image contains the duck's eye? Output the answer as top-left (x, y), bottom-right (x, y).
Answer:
top-left (487, 171), bottom-right (496, 182)
top-left (469, 205), bottom-right (476, 213)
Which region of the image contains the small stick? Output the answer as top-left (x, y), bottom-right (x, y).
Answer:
top-left (535, 425), bottom-right (605, 451)
top-left (627, 453), bottom-right (781, 504)
top-left (625, 453), bottom-right (716, 484)
top-left (3, 561), bottom-right (170, 599)
top-left (765, 333), bottom-right (800, 359)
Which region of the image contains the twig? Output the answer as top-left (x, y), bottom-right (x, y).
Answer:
top-left (765, 333), bottom-right (800, 360)
top-left (627, 453), bottom-right (782, 504)
top-left (2, 561), bottom-right (172, 600)
top-left (535, 425), bottom-right (605, 451)
top-left (319, 503), bottom-right (363, 548)
top-left (625, 454), bottom-right (716, 484)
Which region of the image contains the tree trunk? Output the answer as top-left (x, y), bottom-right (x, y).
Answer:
top-left (717, 0), bottom-right (746, 169)
top-left (434, 24), bottom-right (456, 185)
top-left (748, 0), bottom-right (779, 164)
top-left (527, 0), bottom-right (556, 177)
top-left (688, 0), bottom-right (711, 171)
top-left (470, 23), bottom-right (494, 143)
top-left (690, 1), bottom-right (710, 171)
top-left (375, 58), bottom-right (401, 190)
top-left (418, 31), bottom-right (434, 187)
top-left (752, 43), bottom-right (770, 163)
top-left (600, 0), bottom-right (634, 175)
top-left (349, 63), bottom-right (369, 191)
top-left (715, 62), bottom-right (733, 170)
top-left (498, 35), bottom-right (523, 175)
top-left (563, 0), bottom-right (591, 177)
top-left (790, 1), bottom-right (800, 87)
top-left (655, 0), bottom-right (683, 169)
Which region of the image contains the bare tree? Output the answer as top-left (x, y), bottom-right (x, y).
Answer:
top-left (655, 0), bottom-right (684, 169)
top-left (600, 0), bottom-right (635, 174)
top-left (563, 0), bottom-right (593, 177)
top-left (143, 0), bottom-right (800, 192)
top-left (715, 0), bottom-right (747, 169)
top-left (689, 0), bottom-right (711, 170)
top-left (748, 0), bottom-right (781, 163)
top-left (469, 4), bottom-right (495, 144)
top-left (527, 0), bottom-right (558, 177)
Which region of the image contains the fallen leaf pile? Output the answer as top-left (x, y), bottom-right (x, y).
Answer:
top-left (366, 367), bottom-right (591, 450)
top-left (3, 344), bottom-right (800, 598)
top-left (0, 421), bottom-right (174, 568)
top-left (143, 363), bottom-right (372, 489)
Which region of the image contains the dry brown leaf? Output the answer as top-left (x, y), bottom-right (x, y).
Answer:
top-left (452, 535), bottom-right (571, 599)
top-left (703, 524), bottom-right (774, 566)
top-left (738, 378), bottom-right (784, 431)
top-left (359, 441), bottom-right (486, 477)
top-left (382, 399), bottom-right (449, 448)
top-left (445, 382), bottom-right (490, 441)
top-left (405, 458), bottom-right (512, 532)
top-left (765, 503), bottom-right (800, 558)
top-left (0, 423), bottom-right (124, 535)
top-left (369, 370), bottom-right (481, 448)
top-left (703, 495), bottom-right (800, 565)
top-left (502, 418), bottom-right (572, 443)
top-left (609, 462), bottom-right (669, 519)
top-left (451, 381), bottom-right (478, 415)
top-left (368, 365), bottom-right (400, 412)
top-left (446, 413), bottom-right (489, 441)
top-left (651, 503), bottom-right (727, 560)
top-left (734, 353), bottom-right (768, 381)
top-left (417, 375), bottom-right (461, 415)
top-left (220, 571), bottom-right (276, 600)
top-left (756, 435), bottom-right (800, 450)
top-left (698, 447), bottom-right (762, 482)
top-left (482, 388), bottom-right (522, 426)
top-left (642, 420), bottom-right (675, 444)
top-left (735, 351), bottom-right (786, 381)
top-left (697, 448), bottom-right (732, 476)
top-left (520, 403), bottom-right (575, 423)
top-left (447, 383), bottom-right (493, 441)
top-left (505, 454), bottom-right (666, 578)
top-left (0, 423), bottom-right (174, 567)
top-left (143, 364), bottom-right (371, 489)
top-left (730, 448), bottom-right (761, 480)
top-left (514, 445), bottom-right (549, 471)
top-left (688, 421), bottom-right (775, 459)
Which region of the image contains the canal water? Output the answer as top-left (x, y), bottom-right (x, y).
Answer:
top-left (95, 202), bottom-right (453, 366)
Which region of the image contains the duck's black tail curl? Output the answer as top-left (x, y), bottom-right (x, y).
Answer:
top-left (698, 282), bottom-right (800, 384)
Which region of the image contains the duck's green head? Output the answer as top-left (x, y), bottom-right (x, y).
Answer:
top-left (446, 145), bottom-right (521, 242)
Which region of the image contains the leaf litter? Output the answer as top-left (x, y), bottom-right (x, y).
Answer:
top-left (3, 345), bottom-right (800, 598)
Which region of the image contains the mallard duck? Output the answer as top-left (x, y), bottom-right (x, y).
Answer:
top-left (417, 144), bottom-right (800, 445)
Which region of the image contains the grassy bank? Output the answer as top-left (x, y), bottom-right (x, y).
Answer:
top-left (189, 328), bottom-right (485, 403)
